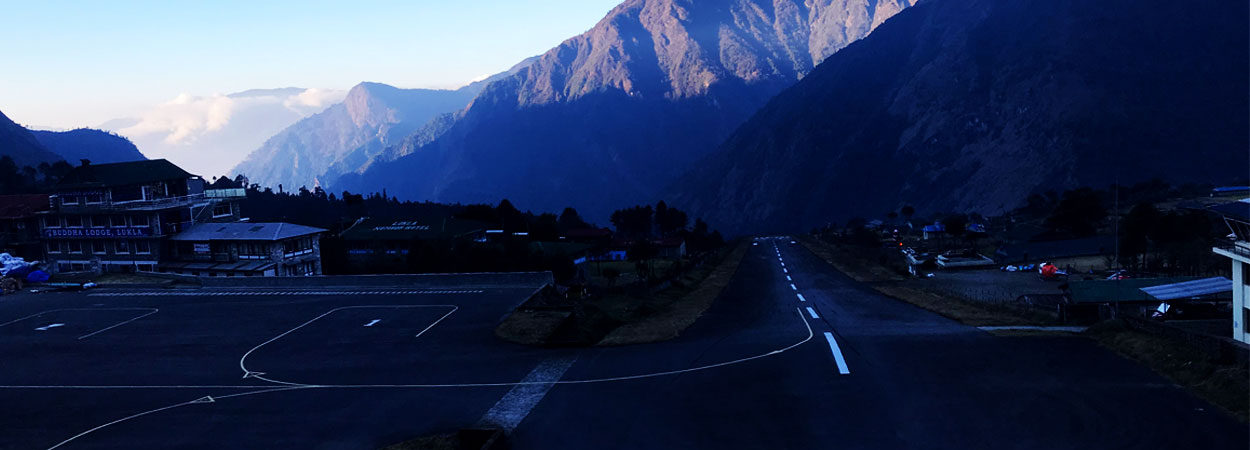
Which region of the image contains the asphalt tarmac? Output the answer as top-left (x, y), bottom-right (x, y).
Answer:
top-left (0, 241), bottom-right (1245, 449)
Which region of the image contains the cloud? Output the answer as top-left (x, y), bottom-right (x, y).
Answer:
top-left (106, 87), bottom-right (346, 176)
top-left (284, 88), bottom-right (346, 115)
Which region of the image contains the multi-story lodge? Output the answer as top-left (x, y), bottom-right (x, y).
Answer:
top-left (162, 222), bottom-right (325, 277)
top-left (40, 159), bottom-right (247, 273)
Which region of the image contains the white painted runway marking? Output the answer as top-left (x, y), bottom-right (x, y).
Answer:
top-left (786, 275), bottom-right (792, 281)
top-left (232, 308), bottom-right (817, 389)
top-left (823, 332), bottom-right (851, 375)
top-left (806, 307), bottom-right (819, 319)
top-left (797, 293), bottom-right (806, 302)
top-left (783, 268), bottom-right (788, 274)
top-left (35, 323), bottom-right (64, 331)
top-left (2, 308), bottom-right (159, 340)
top-left (478, 356), bottom-right (576, 432)
top-left (77, 309), bottom-right (159, 340)
top-left (238, 305), bottom-right (459, 385)
top-left (363, 319), bottom-right (381, 327)
top-left (789, 283), bottom-right (797, 291)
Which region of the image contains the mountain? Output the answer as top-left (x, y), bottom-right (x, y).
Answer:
top-left (31, 128), bottom-right (146, 164)
top-left (0, 109), bottom-right (63, 166)
top-left (671, 0), bottom-right (1250, 234)
top-left (232, 60), bottom-right (536, 192)
top-left (105, 87), bottom-right (346, 177)
top-left (337, 0), bottom-right (913, 219)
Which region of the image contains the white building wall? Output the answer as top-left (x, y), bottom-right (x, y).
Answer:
top-left (1215, 246), bottom-right (1249, 344)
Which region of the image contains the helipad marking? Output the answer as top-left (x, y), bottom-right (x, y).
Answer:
top-left (364, 319), bottom-right (381, 327)
top-left (35, 323), bottom-right (65, 331)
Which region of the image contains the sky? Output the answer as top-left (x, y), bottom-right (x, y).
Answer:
top-left (0, 0), bottom-right (622, 129)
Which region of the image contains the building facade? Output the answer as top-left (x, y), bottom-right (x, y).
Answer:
top-left (0, 194), bottom-right (51, 260)
top-left (1211, 200), bottom-right (1250, 344)
top-left (161, 222), bottom-right (325, 277)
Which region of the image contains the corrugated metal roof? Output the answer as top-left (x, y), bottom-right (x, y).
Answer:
top-left (170, 222), bottom-right (325, 241)
top-left (56, 159), bottom-right (194, 190)
top-left (1067, 277), bottom-right (1202, 303)
top-left (1211, 201), bottom-right (1250, 222)
top-left (1140, 277), bottom-right (1233, 301)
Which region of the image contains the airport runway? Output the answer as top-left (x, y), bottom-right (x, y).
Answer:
top-left (0, 242), bottom-right (1244, 449)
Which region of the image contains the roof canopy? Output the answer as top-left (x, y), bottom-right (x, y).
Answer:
top-left (171, 222), bottom-right (326, 242)
top-left (1140, 277), bottom-right (1233, 301)
top-left (56, 159), bottom-right (194, 190)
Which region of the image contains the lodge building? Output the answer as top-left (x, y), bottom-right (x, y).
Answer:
top-left (38, 159), bottom-right (323, 276)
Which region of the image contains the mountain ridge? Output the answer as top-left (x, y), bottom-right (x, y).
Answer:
top-left (338, 0), bottom-right (913, 219)
top-left (669, 0), bottom-right (1250, 234)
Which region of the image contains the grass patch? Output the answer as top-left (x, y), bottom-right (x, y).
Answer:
top-left (873, 285), bottom-right (1052, 327)
top-left (799, 236), bottom-right (1050, 326)
top-left (381, 434), bottom-right (459, 450)
top-left (597, 241), bottom-right (750, 345)
top-left (494, 310), bottom-right (571, 346)
top-left (493, 241), bottom-right (749, 347)
top-left (1085, 320), bottom-right (1249, 421)
top-left (797, 235), bottom-right (905, 283)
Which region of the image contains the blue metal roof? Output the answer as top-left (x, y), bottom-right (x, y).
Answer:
top-left (1139, 277), bottom-right (1232, 301)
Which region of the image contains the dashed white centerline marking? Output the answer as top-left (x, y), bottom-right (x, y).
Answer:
top-left (783, 268), bottom-right (788, 274)
top-left (363, 319), bottom-right (381, 327)
top-left (786, 275), bottom-right (792, 281)
top-left (34, 323), bottom-right (65, 331)
top-left (806, 307), bottom-right (819, 319)
top-left (789, 283), bottom-right (797, 291)
top-left (823, 332), bottom-right (851, 375)
top-left (797, 293), bottom-right (806, 302)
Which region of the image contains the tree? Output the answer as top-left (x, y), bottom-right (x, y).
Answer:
top-left (1119, 202), bottom-right (1159, 269)
top-left (610, 205), bottom-right (653, 237)
top-left (943, 214), bottom-right (969, 243)
top-left (654, 201), bottom-right (688, 236)
top-left (900, 205), bottom-right (915, 220)
top-left (558, 207), bottom-right (589, 230)
top-left (1045, 188), bottom-right (1106, 237)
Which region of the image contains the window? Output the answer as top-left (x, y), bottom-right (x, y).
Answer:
top-left (116, 240), bottom-right (130, 254)
top-left (212, 204), bottom-right (232, 218)
top-left (134, 241), bottom-right (151, 254)
top-left (1243, 263), bottom-right (1250, 287)
top-left (43, 217), bottom-right (61, 229)
top-left (85, 193), bottom-right (103, 204)
top-left (67, 241), bottom-right (82, 254)
top-left (93, 241), bottom-right (107, 254)
top-left (46, 242), bottom-right (60, 254)
top-left (132, 215), bottom-right (150, 227)
top-left (65, 216), bottom-right (83, 228)
top-left (111, 216), bottom-right (127, 227)
top-left (61, 196), bottom-right (79, 206)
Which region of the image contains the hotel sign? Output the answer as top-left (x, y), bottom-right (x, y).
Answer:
top-left (43, 227), bottom-right (153, 239)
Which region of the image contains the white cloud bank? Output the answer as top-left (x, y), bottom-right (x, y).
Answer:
top-left (107, 87), bottom-right (346, 177)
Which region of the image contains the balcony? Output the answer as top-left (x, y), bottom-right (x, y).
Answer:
top-left (53, 193), bottom-right (213, 211)
top-left (1213, 241), bottom-right (1250, 262)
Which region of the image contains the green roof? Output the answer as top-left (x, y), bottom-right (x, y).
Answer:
top-left (1067, 277), bottom-right (1202, 304)
top-left (339, 217), bottom-right (486, 241)
top-left (56, 159), bottom-right (193, 190)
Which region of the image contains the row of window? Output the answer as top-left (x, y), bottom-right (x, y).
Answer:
top-left (43, 215), bottom-right (151, 229)
top-left (47, 240), bottom-right (152, 255)
top-left (58, 193), bottom-right (105, 206)
top-left (58, 263), bottom-right (156, 272)
top-left (283, 237), bottom-right (316, 255)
